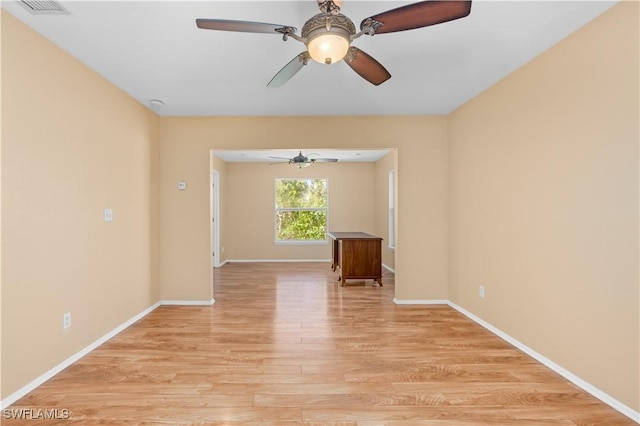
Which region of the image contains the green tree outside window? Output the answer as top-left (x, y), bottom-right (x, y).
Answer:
top-left (275, 178), bottom-right (328, 241)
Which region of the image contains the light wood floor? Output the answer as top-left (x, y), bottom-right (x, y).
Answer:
top-left (6, 262), bottom-right (635, 425)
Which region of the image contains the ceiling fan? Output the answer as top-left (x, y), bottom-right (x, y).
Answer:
top-left (196, 0), bottom-right (472, 87)
top-left (269, 151), bottom-right (339, 168)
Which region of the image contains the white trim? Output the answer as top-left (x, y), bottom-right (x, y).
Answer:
top-left (0, 301), bottom-right (162, 410)
top-left (211, 169), bottom-right (221, 268)
top-left (226, 259), bottom-right (331, 263)
top-left (382, 264), bottom-right (395, 273)
top-left (216, 260), bottom-right (228, 268)
top-left (388, 170), bottom-right (395, 248)
top-left (393, 298), bottom-right (448, 305)
top-left (273, 240), bottom-right (329, 246)
top-left (160, 299), bottom-right (215, 306)
top-left (447, 301), bottom-right (640, 424)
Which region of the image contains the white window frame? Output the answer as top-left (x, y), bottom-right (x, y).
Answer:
top-left (388, 170), bottom-right (396, 250)
top-left (274, 178), bottom-right (329, 245)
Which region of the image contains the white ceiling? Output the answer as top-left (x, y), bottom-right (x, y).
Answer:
top-left (214, 148), bottom-right (392, 162)
top-left (2, 1), bottom-right (616, 117)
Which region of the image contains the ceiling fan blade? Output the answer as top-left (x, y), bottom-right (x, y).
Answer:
top-left (360, 1), bottom-right (471, 35)
top-left (312, 158), bottom-right (338, 162)
top-left (196, 19), bottom-right (296, 34)
top-left (268, 156), bottom-right (294, 160)
top-left (267, 52), bottom-right (310, 88)
top-left (344, 47), bottom-right (391, 86)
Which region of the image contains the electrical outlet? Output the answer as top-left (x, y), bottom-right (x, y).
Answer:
top-left (221, 246), bottom-right (225, 253)
top-left (63, 312), bottom-right (71, 329)
top-left (479, 286), bottom-right (485, 298)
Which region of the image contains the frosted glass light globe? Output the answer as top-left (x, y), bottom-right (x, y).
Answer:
top-left (307, 33), bottom-right (350, 65)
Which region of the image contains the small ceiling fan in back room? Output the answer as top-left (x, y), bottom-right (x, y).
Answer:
top-left (196, 0), bottom-right (472, 87)
top-left (269, 151), bottom-right (338, 168)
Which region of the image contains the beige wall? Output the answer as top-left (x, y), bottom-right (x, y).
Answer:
top-left (1, 12), bottom-right (160, 398)
top-left (0, 7), bottom-right (3, 392)
top-left (223, 161), bottom-right (376, 261)
top-left (448, 2), bottom-right (639, 412)
top-left (375, 151), bottom-right (397, 270)
top-left (159, 116), bottom-right (449, 301)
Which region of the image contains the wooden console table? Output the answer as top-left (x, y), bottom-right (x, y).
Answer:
top-left (327, 231), bottom-right (383, 286)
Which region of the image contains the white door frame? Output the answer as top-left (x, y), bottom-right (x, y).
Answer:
top-left (211, 170), bottom-right (221, 268)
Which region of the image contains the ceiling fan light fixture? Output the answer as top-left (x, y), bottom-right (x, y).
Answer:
top-left (197, 1), bottom-right (473, 87)
top-left (302, 13), bottom-right (355, 65)
top-left (307, 33), bottom-right (350, 64)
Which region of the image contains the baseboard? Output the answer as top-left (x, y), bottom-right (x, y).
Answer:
top-left (0, 301), bottom-right (162, 410)
top-left (225, 258), bottom-right (331, 263)
top-left (4, 296), bottom-right (636, 423)
top-left (382, 264), bottom-right (395, 273)
top-left (0, 298), bottom-right (217, 408)
top-left (447, 301), bottom-right (640, 424)
top-left (160, 299), bottom-right (215, 306)
top-left (393, 298), bottom-right (448, 305)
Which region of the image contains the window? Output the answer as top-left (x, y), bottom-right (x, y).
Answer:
top-left (388, 170), bottom-right (395, 249)
top-left (275, 178), bottom-right (328, 243)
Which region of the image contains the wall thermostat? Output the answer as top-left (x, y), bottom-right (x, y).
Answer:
top-left (178, 182), bottom-right (187, 190)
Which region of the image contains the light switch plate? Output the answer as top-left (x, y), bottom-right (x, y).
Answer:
top-left (104, 208), bottom-right (113, 222)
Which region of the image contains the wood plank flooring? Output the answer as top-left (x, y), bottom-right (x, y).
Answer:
top-left (5, 262), bottom-right (635, 425)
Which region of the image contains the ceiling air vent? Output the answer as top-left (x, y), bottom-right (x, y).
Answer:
top-left (19, 0), bottom-right (69, 15)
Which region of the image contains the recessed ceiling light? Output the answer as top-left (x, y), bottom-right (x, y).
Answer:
top-left (149, 99), bottom-right (164, 109)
